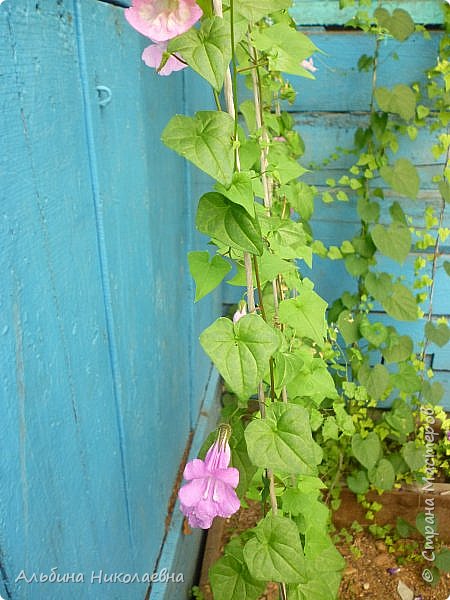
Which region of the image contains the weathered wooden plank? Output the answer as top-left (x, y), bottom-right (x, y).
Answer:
top-left (295, 112), bottom-right (444, 189)
top-left (238, 32), bottom-right (441, 113)
top-left (76, 0), bottom-right (210, 594)
top-left (1, 1), bottom-right (131, 598)
top-left (291, 0), bottom-right (443, 26)
top-left (311, 188), bottom-right (447, 227)
top-left (103, 0), bottom-right (445, 25)
top-left (184, 70), bottom-right (225, 422)
top-left (290, 31), bottom-right (441, 112)
top-left (1, 1), bottom-right (223, 598)
top-left (150, 370), bottom-right (222, 600)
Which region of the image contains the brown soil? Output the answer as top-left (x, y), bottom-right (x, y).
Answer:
top-left (199, 497), bottom-right (450, 600)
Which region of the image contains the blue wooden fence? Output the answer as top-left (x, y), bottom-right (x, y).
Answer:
top-left (1, 1), bottom-right (448, 600)
top-left (223, 4), bottom-right (450, 405)
top-left (1, 1), bottom-right (217, 598)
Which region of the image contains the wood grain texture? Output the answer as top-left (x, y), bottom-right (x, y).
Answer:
top-left (184, 69), bottom-right (224, 423)
top-left (231, 15), bottom-right (450, 404)
top-left (291, 0), bottom-right (443, 25)
top-left (1, 1), bottom-right (222, 598)
top-left (1, 3), bottom-right (129, 598)
top-left (1, 2), bottom-right (449, 598)
top-left (238, 32), bottom-right (442, 113)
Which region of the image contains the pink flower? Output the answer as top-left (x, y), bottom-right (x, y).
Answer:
top-left (178, 425), bottom-right (240, 529)
top-left (125, 0), bottom-right (202, 43)
top-left (232, 302), bottom-right (247, 323)
top-left (301, 57), bottom-right (317, 73)
top-left (142, 42), bottom-right (187, 75)
top-left (273, 136), bottom-right (287, 142)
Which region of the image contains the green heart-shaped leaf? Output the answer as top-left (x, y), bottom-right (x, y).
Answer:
top-left (375, 7), bottom-right (415, 41)
top-left (232, 0), bottom-right (291, 22)
top-left (358, 363), bottom-right (390, 401)
top-left (382, 333), bottom-right (413, 363)
top-left (188, 251), bottom-right (231, 301)
top-left (199, 314), bottom-right (280, 399)
top-left (169, 18), bottom-right (231, 90)
top-left (382, 283), bottom-right (418, 321)
top-left (379, 158), bottom-right (419, 199)
top-left (359, 318), bottom-right (388, 347)
top-left (210, 539), bottom-right (266, 600)
top-left (368, 458), bottom-right (395, 491)
top-left (273, 350), bottom-right (304, 390)
top-left (401, 441), bottom-right (425, 472)
top-left (371, 222), bottom-right (411, 264)
top-left (196, 192), bottom-right (263, 255)
top-left (252, 24), bottom-right (318, 77)
top-left (375, 85), bottom-right (416, 121)
top-left (161, 111), bottom-right (234, 184)
top-left (425, 321), bottom-right (450, 347)
top-left (245, 403), bottom-right (323, 474)
top-left (365, 271), bottom-right (393, 302)
top-left (215, 171), bottom-right (256, 217)
top-left (279, 290), bottom-right (327, 344)
top-left (391, 363), bottom-right (421, 393)
top-left (243, 514), bottom-right (307, 583)
top-left (352, 432), bottom-right (382, 470)
top-left (337, 310), bottom-right (361, 344)
top-left (347, 470), bottom-right (369, 494)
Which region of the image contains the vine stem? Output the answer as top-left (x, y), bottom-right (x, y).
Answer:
top-left (213, 0), bottom-right (251, 311)
top-left (250, 37), bottom-right (287, 600)
top-left (214, 12), bottom-right (282, 590)
top-left (421, 143), bottom-right (449, 364)
top-left (325, 452), bottom-right (344, 505)
top-left (250, 44), bottom-right (272, 212)
top-left (250, 42), bottom-right (286, 408)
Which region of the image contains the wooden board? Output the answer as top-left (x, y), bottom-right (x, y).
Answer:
top-left (0, 1), bottom-right (222, 598)
top-left (291, 0), bottom-right (443, 25)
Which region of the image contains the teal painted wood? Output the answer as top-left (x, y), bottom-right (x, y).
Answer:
top-left (291, 0), bottom-right (443, 25)
top-left (77, 0), bottom-right (198, 580)
top-left (150, 369), bottom-right (222, 600)
top-left (227, 13), bottom-right (449, 405)
top-left (104, 0), bottom-right (444, 23)
top-left (1, 1), bottom-right (222, 598)
top-left (238, 32), bottom-right (442, 112)
top-left (1, 3), bottom-right (128, 598)
top-left (184, 69), bottom-right (224, 423)
top-left (292, 32), bottom-right (441, 112)
top-left (296, 113), bottom-right (444, 189)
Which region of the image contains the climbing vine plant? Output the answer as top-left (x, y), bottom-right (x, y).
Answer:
top-left (315, 0), bottom-right (450, 500)
top-left (124, 0), bottom-right (450, 597)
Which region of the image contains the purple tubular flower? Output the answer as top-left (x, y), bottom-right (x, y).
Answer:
top-left (387, 567), bottom-right (400, 575)
top-left (178, 425), bottom-right (240, 529)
